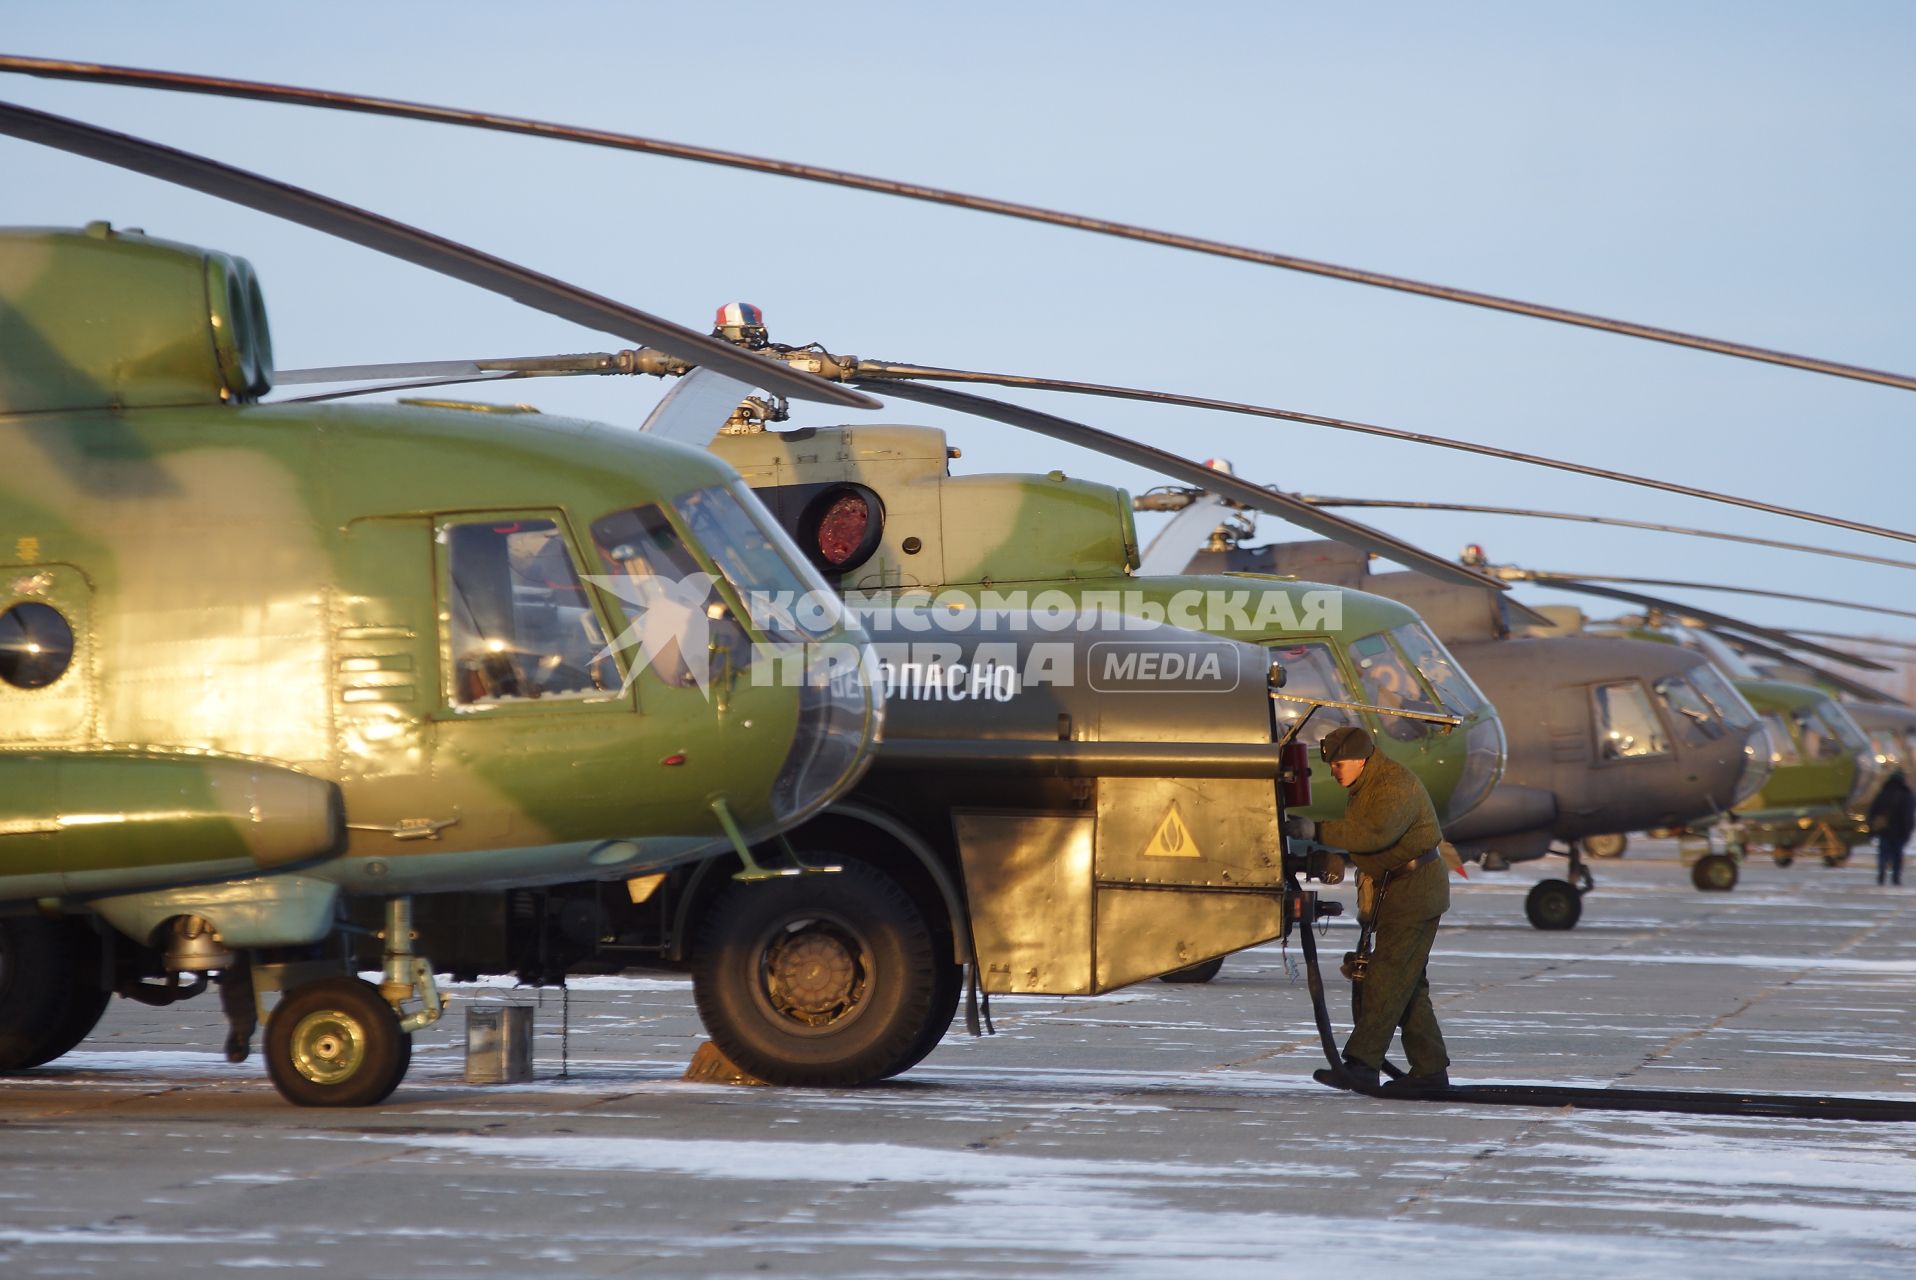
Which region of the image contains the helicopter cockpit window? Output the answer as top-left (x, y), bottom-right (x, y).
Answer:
top-left (1761, 712), bottom-right (1801, 765)
top-left (671, 483), bottom-right (842, 642)
top-left (1821, 703), bottom-right (1871, 755)
top-left (1592, 680), bottom-right (1671, 760)
top-left (1348, 632), bottom-right (1441, 741)
top-left (1653, 674), bottom-right (1726, 741)
top-left (0, 602), bottom-right (74, 690)
top-left (589, 501), bottom-right (744, 690)
top-left (1389, 621), bottom-right (1486, 715)
top-left (1687, 663), bottom-right (1758, 729)
top-left (1268, 641), bottom-right (1356, 751)
top-left (1791, 706), bottom-right (1848, 761)
top-left (445, 518), bottom-right (610, 706)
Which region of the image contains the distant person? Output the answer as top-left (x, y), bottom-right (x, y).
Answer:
top-left (1284, 726), bottom-right (1451, 1092)
top-left (1867, 770), bottom-right (1913, 886)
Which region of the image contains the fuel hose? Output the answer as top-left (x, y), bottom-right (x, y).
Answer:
top-left (1292, 885), bottom-right (1916, 1123)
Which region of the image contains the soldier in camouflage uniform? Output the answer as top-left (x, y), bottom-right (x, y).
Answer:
top-left (1285, 726), bottom-right (1451, 1092)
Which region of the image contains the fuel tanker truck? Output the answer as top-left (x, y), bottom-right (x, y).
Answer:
top-left (384, 604), bottom-right (1379, 1086)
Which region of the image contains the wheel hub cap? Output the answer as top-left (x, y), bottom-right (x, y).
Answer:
top-left (766, 927), bottom-right (858, 1022)
top-left (289, 1010), bottom-right (367, 1085)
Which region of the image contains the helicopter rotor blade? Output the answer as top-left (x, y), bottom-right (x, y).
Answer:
top-left (1508, 576), bottom-right (1891, 672)
top-left (858, 380), bottom-right (1506, 593)
top-left (1138, 494), bottom-right (1239, 576)
top-left (5, 56), bottom-right (1916, 395)
top-left (1301, 497), bottom-right (1916, 574)
top-left (1683, 627), bottom-right (1897, 704)
top-left (1789, 629), bottom-right (1916, 657)
top-left (638, 366), bottom-right (756, 446)
top-left (855, 362), bottom-right (1916, 549)
top-left (0, 100), bottom-right (879, 411)
top-left (1509, 570), bottom-right (1916, 625)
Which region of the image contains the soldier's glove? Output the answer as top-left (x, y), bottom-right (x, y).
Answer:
top-left (1283, 815), bottom-right (1317, 841)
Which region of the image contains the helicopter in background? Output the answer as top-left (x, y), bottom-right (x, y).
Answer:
top-left (0, 191), bottom-right (885, 1106)
top-left (1148, 518), bottom-right (1770, 929)
top-left (1600, 619), bottom-right (1898, 882)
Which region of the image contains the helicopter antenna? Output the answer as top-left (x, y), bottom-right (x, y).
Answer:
top-left (0, 100), bottom-right (879, 410)
top-left (1297, 498), bottom-right (1916, 574)
top-left (850, 362), bottom-right (1916, 548)
top-left (4, 55), bottom-right (1914, 395)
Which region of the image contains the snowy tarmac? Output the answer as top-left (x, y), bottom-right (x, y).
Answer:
top-left (2, 845), bottom-right (1913, 1278)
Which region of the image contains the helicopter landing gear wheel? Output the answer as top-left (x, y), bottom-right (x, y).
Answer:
top-left (693, 859), bottom-right (942, 1087)
top-left (264, 976), bottom-right (411, 1107)
top-left (1692, 854), bottom-right (1739, 892)
top-left (1770, 848), bottom-right (1795, 868)
top-left (1524, 880), bottom-right (1583, 931)
top-left (1581, 833), bottom-right (1628, 859)
top-left (1159, 956), bottom-right (1226, 984)
top-left (0, 917), bottom-right (110, 1071)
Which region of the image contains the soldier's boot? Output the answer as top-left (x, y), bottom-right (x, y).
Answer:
top-left (216, 955), bottom-right (257, 1064)
top-left (1379, 1069), bottom-right (1449, 1093)
top-left (1312, 1059), bottom-right (1380, 1091)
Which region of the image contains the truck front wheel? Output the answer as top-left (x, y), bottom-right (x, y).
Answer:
top-left (692, 859), bottom-right (946, 1087)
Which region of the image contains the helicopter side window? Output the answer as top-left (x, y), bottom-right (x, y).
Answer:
top-left (1591, 680), bottom-right (1671, 761)
top-left (1268, 641), bottom-right (1356, 750)
top-left (0, 602), bottom-right (74, 690)
top-left (1653, 674), bottom-right (1725, 741)
top-left (444, 517), bottom-right (609, 706)
top-left (1348, 632), bottom-right (1440, 741)
top-left (1761, 712), bottom-right (1801, 765)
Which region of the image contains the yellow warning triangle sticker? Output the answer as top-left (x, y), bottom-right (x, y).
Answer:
top-left (1144, 804), bottom-right (1201, 859)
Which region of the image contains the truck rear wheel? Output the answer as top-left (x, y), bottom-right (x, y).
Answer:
top-left (1159, 957), bottom-right (1227, 984)
top-left (0, 917), bottom-right (110, 1071)
top-left (692, 859), bottom-right (945, 1087)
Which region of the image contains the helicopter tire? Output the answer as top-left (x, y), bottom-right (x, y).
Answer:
top-left (692, 858), bottom-right (942, 1087)
top-left (1524, 880), bottom-right (1582, 931)
top-left (1581, 834), bottom-right (1629, 859)
top-left (1771, 851), bottom-right (1795, 868)
top-left (1692, 854), bottom-right (1739, 892)
top-left (264, 976), bottom-right (411, 1107)
top-left (1158, 957), bottom-right (1227, 984)
top-left (0, 917), bottom-right (111, 1071)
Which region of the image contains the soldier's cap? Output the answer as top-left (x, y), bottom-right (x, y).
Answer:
top-left (1320, 726), bottom-right (1375, 763)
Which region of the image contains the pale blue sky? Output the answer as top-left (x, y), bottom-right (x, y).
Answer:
top-left (5, 1), bottom-right (1913, 655)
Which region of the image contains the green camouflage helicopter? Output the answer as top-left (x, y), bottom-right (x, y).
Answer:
top-left (0, 188), bottom-right (886, 1106)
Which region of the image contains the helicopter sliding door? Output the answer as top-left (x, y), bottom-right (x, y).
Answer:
top-left (425, 510), bottom-right (638, 848)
